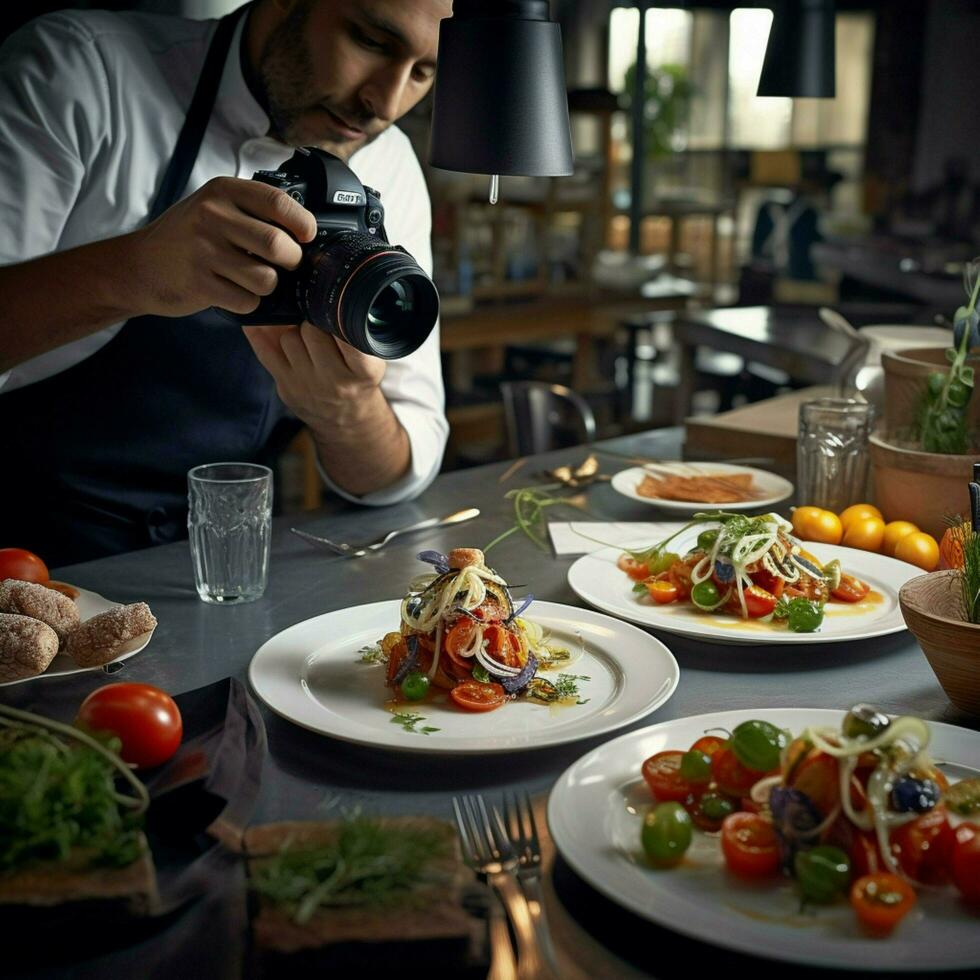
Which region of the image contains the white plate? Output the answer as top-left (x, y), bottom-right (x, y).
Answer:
top-left (611, 464), bottom-right (793, 513)
top-left (548, 707), bottom-right (980, 972)
top-left (0, 586), bottom-right (154, 687)
top-left (568, 524), bottom-right (918, 645)
top-left (248, 599), bottom-right (680, 754)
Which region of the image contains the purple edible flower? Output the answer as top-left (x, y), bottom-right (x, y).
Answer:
top-left (499, 653), bottom-right (538, 694)
top-left (391, 635), bottom-right (419, 685)
top-left (769, 786), bottom-right (822, 871)
top-left (417, 550), bottom-right (450, 574)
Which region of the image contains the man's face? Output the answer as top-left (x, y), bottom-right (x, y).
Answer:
top-left (259, 0), bottom-right (450, 159)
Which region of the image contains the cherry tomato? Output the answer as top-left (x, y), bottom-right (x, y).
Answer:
top-left (444, 620), bottom-right (476, 657)
top-left (789, 751), bottom-right (840, 816)
top-left (75, 683), bottom-right (182, 769)
top-left (645, 579), bottom-right (679, 604)
top-left (831, 573), bottom-right (871, 603)
top-left (720, 812), bottom-right (780, 878)
top-left (850, 873), bottom-right (916, 936)
top-left (618, 555), bottom-right (649, 581)
top-left (792, 507), bottom-right (843, 545)
top-left (894, 531), bottom-right (940, 572)
top-left (0, 547), bottom-right (49, 584)
top-left (952, 823), bottom-right (980, 904)
top-left (889, 805), bottom-right (954, 885)
top-left (690, 735), bottom-right (728, 758)
top-left (449, 680), bottom-right (506, 712)
top-left (483, 624), bottom-right (522, 668)
top-left (641, 750), bottom-right (693, 803)
top-left (839, 503), bottom-right (883, 530)
top-left (743, 585), bottom-right (777, 618)
top-left (749, 569), bottom-right (785, 599)
top-left (849, 827), bottom-right (884, 878)
top-left (711, 746), bottom-right (762, 797)
top-left (882, 520), bottom-right (919, 558)
top-left (842, 516), bottom-right (885, 553)
top-left (667, 562), bottom-right (694, 601)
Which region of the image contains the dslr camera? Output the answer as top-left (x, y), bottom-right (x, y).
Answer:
top-left (233, 147), bottom-right (439, 360)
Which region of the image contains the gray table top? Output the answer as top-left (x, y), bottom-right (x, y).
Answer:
top-left (5, 427), bottom-right (976, 978)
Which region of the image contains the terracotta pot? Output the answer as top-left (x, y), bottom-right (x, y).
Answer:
top-left (869, 433), bottom-right (977, 539)
top-left (900, 570), bottom-right (980, 715)
top-left (881, 346), bottom-right (980, 433)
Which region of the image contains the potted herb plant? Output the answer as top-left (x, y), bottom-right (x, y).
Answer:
top-left (870, 266), bottom-right (980, 538)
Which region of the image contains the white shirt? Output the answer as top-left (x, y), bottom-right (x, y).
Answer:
top-left (0, 6), bottom-right (448, 506)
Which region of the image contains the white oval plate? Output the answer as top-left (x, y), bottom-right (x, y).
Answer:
top-left (248, 599), bottom-right (679, 754)
top-left (0, 586), bottom-right (154, 687)
top-left (611, 464), bottom-right (794, 513)
top-left (548, 707), bottom-right (980, 972)
top-left (568, 524), bottom-right (918, 645)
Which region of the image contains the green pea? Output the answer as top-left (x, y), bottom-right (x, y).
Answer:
top-left (731, 720), bottom-right (789, 773)
top-left (401, 671), bottom-right (430, 701)
top-left (679, 749), bottom-right (712, 784)
top-left (842, 704), bottom-right (890, 740)
top-left (697, 529), bottom-right (719, 552)
top-left (794, 846), bottom-right (851, 903)
top-left (787, 599), bottom-right (824, 633)
top-left (700, 792), bottom-right (736, 821)
top-left (691, 580), bottom-right (721, 609)
top-left (641, 802), bottom-right (693, 868)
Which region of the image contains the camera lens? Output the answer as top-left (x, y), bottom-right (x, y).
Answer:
top-left (302, 232), bottom-right (439, 359)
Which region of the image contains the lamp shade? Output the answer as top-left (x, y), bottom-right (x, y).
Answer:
top-left (429, 0), bottom-right (574, 176)
top-left (758, 0), bottom-right (836, 99)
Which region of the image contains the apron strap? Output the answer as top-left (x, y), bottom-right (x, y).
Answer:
top-left (148, 4), bottom-right (250, 220)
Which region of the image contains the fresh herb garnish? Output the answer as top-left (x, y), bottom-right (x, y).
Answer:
top-left (471, 665), bottom-right (491, 683)
top-left (947, 518), bottom-right (980, 624)
top-left (536, 645), bottom-right (573, 668)
top-left (390, 712), bottom-right (439, 735)
top-left (483, 485), bottom-right (591, 554)
top-left (525, 673), bottom-right (590, 705)
top-left (358, 643), bottom-right (387, 665)
top-left (250, 816), bottom-right (451, 924)
top-left (0, 705), bottom-right (149, 873)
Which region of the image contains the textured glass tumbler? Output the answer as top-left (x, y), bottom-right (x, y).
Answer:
top-left (188, 463), bottom-right (272, 604)
top-left (797, 399), bottom-right (874, 513)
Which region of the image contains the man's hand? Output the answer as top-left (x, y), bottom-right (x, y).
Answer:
top-left (128, 177), bottom-right (317, 317)
top-left (244, 323), bottom-right (411, 496)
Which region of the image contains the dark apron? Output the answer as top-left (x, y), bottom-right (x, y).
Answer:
top-left (0, 6), bottom-right (300, 567)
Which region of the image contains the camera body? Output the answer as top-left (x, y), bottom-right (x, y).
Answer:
top-left (233, 147), bottom-right (439, 360)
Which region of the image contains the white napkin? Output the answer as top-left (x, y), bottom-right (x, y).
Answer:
top-left (548, 521), bottom-right (682, 556)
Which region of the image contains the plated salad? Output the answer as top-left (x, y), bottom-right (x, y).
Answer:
top-left (618, 511), bottom-right (874, 633)
top-left (368, 548), bottom-right (586, 713)
top-left (638, 705), bottom-right (979, 936)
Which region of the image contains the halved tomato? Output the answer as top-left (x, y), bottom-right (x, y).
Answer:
top-left (750, 569), bottom-right (785, 599)
top-left (645, 580), bottom-right (679, 604)
top-left (889, 805), bottom-right (954, 885)
top-left (720, 812), bottom-right (780, 878)
top-left (743, 585), bottom-right (778, 618)
top-left (450, 680), bottom-right (506, 712)
top-left (617, 554), bottom-right (649, 581)
top-left (851, 873), bottom-right (916, 936)
top-left (789, 751), bottom-right (839, 815)
top-left (690, 735), bottom-right (728, 758)
top-left (952, 823), bottom-right (980, 904)
top-left (831, 573), bottom-right (870, 603)
top-left (483, 624), bottom-right (522, 669)
top-left (711, 746), bottom-right (762, 797)
top-left (641, 751), bottom-right (693, 803)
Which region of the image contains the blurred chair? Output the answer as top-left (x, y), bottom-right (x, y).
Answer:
top-left (500, 381), bottom-right (596, 456)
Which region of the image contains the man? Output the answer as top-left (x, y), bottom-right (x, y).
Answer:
top-left (0, 0), bottom-right (452, 566)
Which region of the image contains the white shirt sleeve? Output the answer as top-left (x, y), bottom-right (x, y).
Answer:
top-left (0, 14), bottom-right (110, 393)
top-left (317, 128), bottom-right (449, 507)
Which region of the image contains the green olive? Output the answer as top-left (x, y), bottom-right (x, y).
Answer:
top-left (697, 529), bottom-right (720, 552)
top-left (794, 846), bottom-right (851, 903)
top-left (731, 720), bottom-right (789, 773)
top-left (842, 704), bottom-right (890, 740)
top-left (641, 802), bottom-right (693, 868)
top-left (679, 749), bottom-right (712, 784)
top-left (691, 580), bottom-right (721, 609)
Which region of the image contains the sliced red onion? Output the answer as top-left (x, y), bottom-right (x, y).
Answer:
top-left (417, 550), bottom-right (450, 574)
top-left (391, 634), bottom-right (419, 686)
top-left (475, 644), bottom-right (522, 677)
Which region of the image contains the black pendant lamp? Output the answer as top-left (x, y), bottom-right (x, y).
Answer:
top-left (429, 0), bottom-right (574, 203)
top-left (758, 0), bottom-right (837, 98)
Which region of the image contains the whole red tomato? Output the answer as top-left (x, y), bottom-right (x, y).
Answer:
top-left (76, 683), bottom-right (182, 768)
top-left (0, 547), bottom-right (49, 583)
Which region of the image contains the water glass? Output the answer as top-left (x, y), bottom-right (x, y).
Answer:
top-left (797, 399), bottom-right (875, 513)
top-left (188, 462), bottom-right (272, 604)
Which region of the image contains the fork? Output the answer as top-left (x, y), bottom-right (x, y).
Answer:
top-left (290, 507), bottom-right (479, 557)
top-left (453, 795), bottom-right (562, 980)
top-left (502, 791), bottom-right (562, 974)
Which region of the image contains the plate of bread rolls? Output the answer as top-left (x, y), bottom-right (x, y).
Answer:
top-left (0, 578), bottom-right (156, 685)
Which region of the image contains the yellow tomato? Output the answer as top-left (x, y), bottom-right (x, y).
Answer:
top-left (894, 531), bottom-right (940, 572)
top-left (792, 507), bottom-right (843, 545)
top-left (842, 516), bottom-right (886, 552)
top-left (881, 520), bottom-right (919, 558)
top-left (839, 503), bottom-right (884, 531)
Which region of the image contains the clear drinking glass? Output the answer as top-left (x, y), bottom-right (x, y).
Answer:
top-left (797, 399), bottom-right (875, 513)
top-left (187, 462), bottom-right (272, 604)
